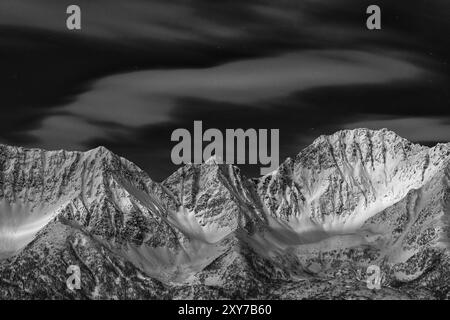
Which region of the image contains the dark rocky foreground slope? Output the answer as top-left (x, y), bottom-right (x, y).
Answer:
top-left (0, 129), bottom-right (449, 299)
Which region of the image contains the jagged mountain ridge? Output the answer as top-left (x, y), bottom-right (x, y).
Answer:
top-left (0, 128), bottom-right (449, 299)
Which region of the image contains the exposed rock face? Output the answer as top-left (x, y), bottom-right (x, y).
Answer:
top-left (0, 129), bottom-right (449, 299)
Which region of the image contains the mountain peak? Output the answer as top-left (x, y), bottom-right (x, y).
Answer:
top-left (204, 154), bottom-right (224, 165)
top-left (296, 127), bottom-right (428, 171)
top-left (0, 143), bottom-right (115, 159)
top-left (312, 128), bottom-right (412, 148)
top-left (84, 145), bottom-right (116, 161)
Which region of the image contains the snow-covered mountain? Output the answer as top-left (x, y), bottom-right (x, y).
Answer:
top-left (0, 128), bottom-right (449, 299)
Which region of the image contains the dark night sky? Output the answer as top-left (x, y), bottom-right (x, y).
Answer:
top-left (1, 0), bottom-right (449, 181)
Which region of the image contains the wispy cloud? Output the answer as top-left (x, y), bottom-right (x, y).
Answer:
top-left (29, 49), bottom-right (426, 148)
top-left (344, 117), bottom-right (450, 143)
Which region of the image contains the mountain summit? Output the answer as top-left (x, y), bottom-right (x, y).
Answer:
top-left (0, 129), bottom-right (449, 299)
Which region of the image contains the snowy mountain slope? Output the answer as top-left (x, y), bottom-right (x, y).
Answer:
top-left (255, 129), bottom-right (449, 229)
top-left (0, 128), bottom-right (449, 299)
top-left (0, 216), bottom-right (168, 299)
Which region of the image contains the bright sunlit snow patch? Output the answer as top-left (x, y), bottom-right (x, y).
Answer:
top-left (0, 200), bottom-right (59, 259)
